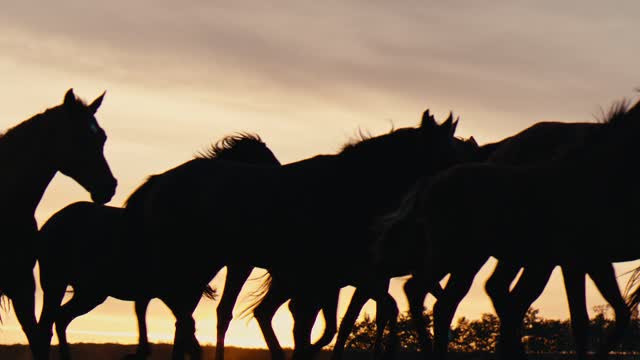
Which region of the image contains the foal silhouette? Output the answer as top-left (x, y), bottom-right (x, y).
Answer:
top-left (375, 97), bottom-right (640, 360)
top-left (0, 89), bottom-right (116, 358)
top-left (37, 133), bottom-right (280, 360)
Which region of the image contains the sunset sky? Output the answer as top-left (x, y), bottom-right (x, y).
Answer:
top-left (1, 0), bottom-right (640, 349)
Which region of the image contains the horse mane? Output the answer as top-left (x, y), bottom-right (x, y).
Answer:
top-left (595, 98), bottom-right (633, 126)
top-left (552, 97), bottom-right (640, 163)
top-left (0, 94), bottom-right (89, 144)
top-left (339, 127), bottom-right (374, 152)
top-left (338, 124), bottom-right (407, 155)
top-left (194, 132), bottom-right (264, 160)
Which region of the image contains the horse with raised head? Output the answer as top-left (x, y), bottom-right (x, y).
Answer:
top-left (113, 109), bottom-right (468, 360)
top-left (373, 97), bottom-right (640, 360)
top-left (0, 88), bottom-right (116, 358)
top-left (243, 127), bottom-right (482, 360)
top-left (36, 133), bottom-right (280, 360)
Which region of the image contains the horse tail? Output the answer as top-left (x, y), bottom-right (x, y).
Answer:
top-left (202, 285), bottom-right (217, 301)
top-left (0, 290), bottom-right (8, 323)
top-left (624, 266), bottom-right (640, 311)
top-left (237, 272), bottom-right (272, 320)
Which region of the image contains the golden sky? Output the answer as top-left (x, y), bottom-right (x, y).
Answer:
top-left (1, 0), bottom-right (640, 349)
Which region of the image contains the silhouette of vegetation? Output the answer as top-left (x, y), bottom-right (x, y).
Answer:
top-left (345, 306), bottom-right (640, 355)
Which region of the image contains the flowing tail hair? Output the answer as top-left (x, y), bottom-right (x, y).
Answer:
top-left (202, 285), bottom-right (217, 301)
top-left (624, 266), bottom-right (640, 312)
top-left (236, 272), bottom-right (273, 320)
top-left (0, 290), bottom-right (8, 323)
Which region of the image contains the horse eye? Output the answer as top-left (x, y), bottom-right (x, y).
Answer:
top-left (89, 123), bottom-right (99, 134)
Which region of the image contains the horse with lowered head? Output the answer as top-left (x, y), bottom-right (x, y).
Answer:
top-left (36, 133), bottom-right (280, 360)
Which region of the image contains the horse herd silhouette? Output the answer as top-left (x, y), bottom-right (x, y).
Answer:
top-left (2, 88), bottom-right (640, 360)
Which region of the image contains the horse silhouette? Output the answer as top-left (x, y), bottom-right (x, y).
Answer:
top-left (227, 111), bottom-right (482, 360)
top-left (373, 97), bottom-right (640, 360)
top-left (113, 110), bottom-right (467, 360)
top-left (36, 133), bottom-right (280, 360)
top-left (242, 111), bottom-right (479, 359)
top-left (0, 88), bottom-right (116, 358)
top-left (399, 121), bottom-right (629, 360)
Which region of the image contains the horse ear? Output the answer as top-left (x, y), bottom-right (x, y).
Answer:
top-left (64, 88), bottom-right (76, 107)
top-left (450, 115), bottom-right (459, 137)
top-left (468, 136), bottom-right (478, 147)
top-left (420, 109), bottom-right (437, 130)
top-left (440, 112), bottom-right (456, 137)
top-left (88, 91), bottom-right (106, 114)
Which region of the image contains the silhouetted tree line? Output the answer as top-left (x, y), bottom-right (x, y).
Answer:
top-left (345, 306), bottom-right (640, 354)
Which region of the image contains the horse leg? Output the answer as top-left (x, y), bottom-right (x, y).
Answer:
top-left (588, 263), bottom-right (631, 360)
top-left (128, 298), bottom-right (152, 359)
top-left (561, 265), bottom-right (589, 360)
top-left (216, 265), bottom-right (252, 360)
top-left (289, 296), bottom-right (322, 360)
top-left (404, 275), bottom-right (433, 355)
top-left (484, 260), bottom-right (522, 359)
top-left (331, 287), bottom-right (371, 360)
top-left (54, 290), bottom-right (107, 360)
top-left (309, 288), bottom-right (340, 355)
top-left (501, 264), bottom-right (554, 360)
top-left (373, 291), bottom-right (399, 360)
top-left (253, 279), bottom-right (289, 360)
top-left (36, 277), bottom-right (67, 360)
top-left (5, 267), bottom-right (40, 359)
top-left (165, 291), bottom-right (203, 360)
top-left (432, 263), bottom-right (483, 360)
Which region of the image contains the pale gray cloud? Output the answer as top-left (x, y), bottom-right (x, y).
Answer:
top-left (2, 0), bottom-right (638, 140)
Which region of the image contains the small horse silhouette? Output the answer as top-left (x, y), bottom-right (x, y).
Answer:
top-left (36, 133), bottom-right (280, 360)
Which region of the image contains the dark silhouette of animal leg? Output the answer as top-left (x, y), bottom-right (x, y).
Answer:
top-left (561, 266), bottom-right (589, 360)
top-left (37, 278), bottom-right (67, 360)
top-left (432, 267), bottom-right (481, 360)
top-left (126, 298), bottom-right (152, 360)
top-left (216, 265), bottom-right (252, 360)
top-left (484, 261), bottom-right (521, 359)
top-left (289, 297), bottom-right (321, 360)
top-left (165, 293), bottom-right (202, 360)
top-left (501, 265), bottom-right (554, 360)
top-left (6, 270), bottom-right (40, 359)
top-left (254, 280), bottom-right (289, 360)
top-left (55, 291), bottom-right (107, 360)
top-left (332, 287), bottom-right (371, 360)
top-left (373, 291), bottom-right (399, 360)
top-left (309, 289), bottom-right (340, 354)
top-left (485, 261), bottom-right (521, 320)
top-left (404, 276), bottom-right (433, 356)
top-left (588, 263), bottom-right (631, 360)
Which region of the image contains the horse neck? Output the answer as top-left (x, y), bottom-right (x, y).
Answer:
top-left (339, 155), bottom-right (423, 212)
top-left (0, 111), bottom-right (59, 215)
